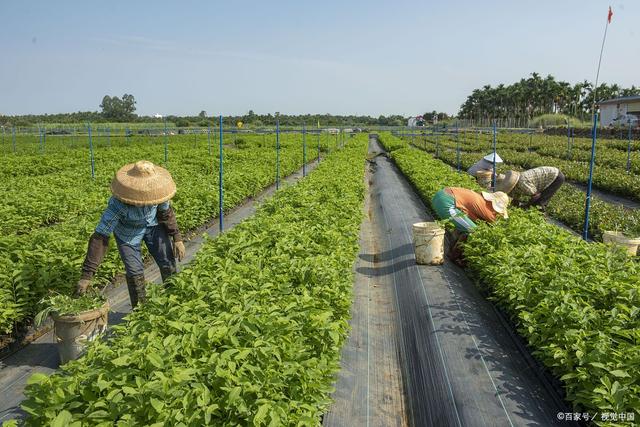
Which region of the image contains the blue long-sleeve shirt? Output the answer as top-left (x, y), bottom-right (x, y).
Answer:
top-left (95, 196), bottom-right (170, 245)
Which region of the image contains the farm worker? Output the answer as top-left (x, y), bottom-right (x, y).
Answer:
top-left (76, 160), bottom-right (186, 308)
top-left (496, 167), bottom-right (564, 210)
top-left (431, 187), bottom-right (510, 264)
top-left (467, 153), bottom-right (503, 177)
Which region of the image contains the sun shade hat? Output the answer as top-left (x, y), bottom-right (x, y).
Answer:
top-left (482, 153), bottom-right (503, 163)
top-left (481, 191), bottom-right (510, 218)
top-left (495, 170), bottom-right (520, 194)
top-left (111, 160), bottom-right (176, 206)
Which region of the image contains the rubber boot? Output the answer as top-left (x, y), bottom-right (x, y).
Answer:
top-left (160, 265), bottom-right (177, 283)
top-left (126, 274), bottom-right (146, 308)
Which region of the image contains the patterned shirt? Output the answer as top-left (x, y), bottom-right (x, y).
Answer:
top-left (514, 167), bottom-right (560, 197)
top-left (95, 196), bottom-right (170, 245)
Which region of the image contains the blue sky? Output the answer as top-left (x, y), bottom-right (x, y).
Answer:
top-left (0, 1), bottom-right (638, 117)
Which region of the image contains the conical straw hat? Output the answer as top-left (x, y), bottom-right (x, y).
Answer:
top-left (111, 161), bottom-right (176, 206)
top-left (482, 152), bottom-right (503, 163)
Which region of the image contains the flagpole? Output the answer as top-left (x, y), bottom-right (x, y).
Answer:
top-left (591, 10), bottom-right (610, 114)
top-left (583, 7), bottom-right (612, 240)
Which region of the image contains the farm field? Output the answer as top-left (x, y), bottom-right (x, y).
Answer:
top-left (3, 130), bottom-right (639, 427)
top-left (394, 131), bottom-right (640, 240)
top-left (18, 136), bottom-right (368, 426)
top-left (0, 132), bottom-right (333, 337)
top-left (379, 134), bottom-right (640, 422)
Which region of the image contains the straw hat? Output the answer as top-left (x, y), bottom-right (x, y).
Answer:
top-left (111, 161), bottom-right (176, 206)
top-left (495, 170), bottom-right (520, 194)
top-left (482, 153), bottom-right (503, 163)
top-left (481, 191), bottom-right (510, 218)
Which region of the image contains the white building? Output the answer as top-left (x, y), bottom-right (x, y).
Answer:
top-left (407, 116), bottom-right (425, 127)
top-left (598, 95), bottom-right (640, 127)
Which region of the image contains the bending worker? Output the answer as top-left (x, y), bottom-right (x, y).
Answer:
top-left (76, 160), bottom-right (186, 308)
top-left (431, 187), bottom-right (509, 263)
top-left (467, 152), bottom-right (503, 176)
top-left (496, 166), bottom-right (564, 209)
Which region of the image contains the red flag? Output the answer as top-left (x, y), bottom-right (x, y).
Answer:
top-left (608, 6), bottom-right (613, 23)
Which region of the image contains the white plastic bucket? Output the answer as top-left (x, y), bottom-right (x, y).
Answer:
top-left (52, 302), bottom-right (109, 364)
top-left (602, 231), bottom-right (640, 256)
top-left (412, 222), bottom-right (445, 265)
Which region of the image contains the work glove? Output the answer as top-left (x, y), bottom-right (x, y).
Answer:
top-left (174, 240), bottom-right (186, 262)
top-left (76, 278), bottom-right (92, 296)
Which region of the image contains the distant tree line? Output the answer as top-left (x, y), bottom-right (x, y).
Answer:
top-left (458, 72), bottom-right (640, 123)
top-left (0, 103), bottom-right (409, 128)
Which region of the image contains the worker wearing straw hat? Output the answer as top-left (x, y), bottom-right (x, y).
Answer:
top-left (76, 160), bottom-right (186, 308)
top-left (467, 152), bottom-right (503, 177)
top-left (431, 187), bottom-right (510, 265)
top-left (496, 167), bottom-right (564, 210)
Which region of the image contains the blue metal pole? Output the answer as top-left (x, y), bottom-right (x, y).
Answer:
top-left (88, 123), bottom-right (95, 179)
top-left (569, 127), bottom-right (574, 159)
top-left (302, 124), bottom-right (307, 177)
top-left (627, 119), bottom-right (632, 173)
top-left (219, 115), bottom-right (224, 232)
top-left (456, 122), bottom-right (460, 171)
top-left (566, 124), bottom-right (571, 159)
top-left (276, 119), bottom-right (280, 190)
top-left (317, 123), bottom-right (321, 164)
top-left (492, 121), bottom-right (497, 190)
top-left (582, 113), bottom-right (599, 240)
top-left (163, 118), bottom-right (168, 164)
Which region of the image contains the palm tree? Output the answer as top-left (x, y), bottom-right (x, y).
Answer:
top-left (455, 74), bottom-right (638, 125)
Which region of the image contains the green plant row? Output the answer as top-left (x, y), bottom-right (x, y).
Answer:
top-left (401, 129), bottom-right (637, 156)
top-left (0, 135), bottom-right (330, 335)
top-left (0, 131), bottom-right (338, 160)
top-left (378, 133), bottom-right (640, 425)
top-left (399, 137), bottom-right (640, 240)
top-left (19, 136), bottom-right (368, 426)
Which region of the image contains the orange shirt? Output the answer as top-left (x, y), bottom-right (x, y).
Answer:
top-left (446, 187), bottom-right (497, 222)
